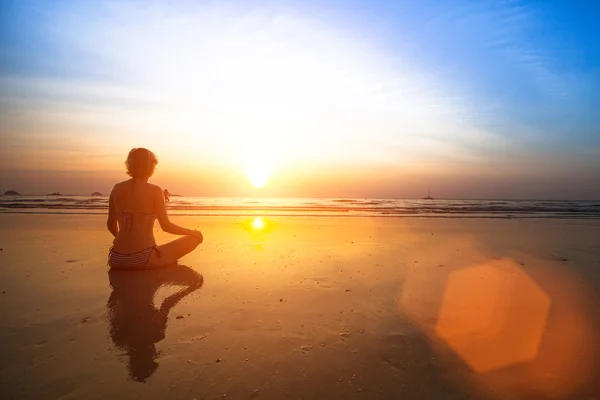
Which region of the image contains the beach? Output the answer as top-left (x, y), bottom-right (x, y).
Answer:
top-left (1, 214), bottom-right (599, 399)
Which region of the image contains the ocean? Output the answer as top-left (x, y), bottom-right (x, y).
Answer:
top-left (1, 195), bottom-right (599, 218)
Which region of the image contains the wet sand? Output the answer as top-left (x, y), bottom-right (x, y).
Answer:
top-left (1, 214), bottom-right (599, 399)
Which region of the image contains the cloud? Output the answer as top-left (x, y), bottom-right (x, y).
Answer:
top-left (1, 1), bottom-right (513, 168)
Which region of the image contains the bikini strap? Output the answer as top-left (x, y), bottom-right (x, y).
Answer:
top-left (116, 211), bottom-right (133, 232)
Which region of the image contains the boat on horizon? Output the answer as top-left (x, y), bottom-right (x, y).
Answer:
top-left (423, 189), bottom-right (434, 200)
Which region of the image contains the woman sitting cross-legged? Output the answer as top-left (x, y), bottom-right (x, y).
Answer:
top-left (107, 147), bottom-right (203, 269)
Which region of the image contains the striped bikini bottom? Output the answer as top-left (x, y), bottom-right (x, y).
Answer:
top-left (108, 246), bottom-right (162, 269)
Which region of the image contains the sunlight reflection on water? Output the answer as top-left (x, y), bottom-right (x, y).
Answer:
top-left (252, 216), bottom-right (266, 230)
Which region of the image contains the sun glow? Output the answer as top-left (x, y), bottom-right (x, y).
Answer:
top-left (245, 164), bottom-right (270, 188)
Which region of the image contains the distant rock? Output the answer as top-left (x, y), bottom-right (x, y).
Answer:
top-left (3, 190), bottom-right (21, 195)
top-left (90, 192), bottom-right (103, 196)
top-left (47, 192), bottom-right (62, 196)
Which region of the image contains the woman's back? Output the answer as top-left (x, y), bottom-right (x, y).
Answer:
top-left (107, 147), bottom-right (202, 269)
top-left (111, 179), bottom-right (159, 253)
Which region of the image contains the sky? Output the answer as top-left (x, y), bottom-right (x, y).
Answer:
top-left (1, 0), bottom-right (599, 199)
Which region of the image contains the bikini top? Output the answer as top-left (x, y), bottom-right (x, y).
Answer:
top-left (116, 211), bottom-right (156, 232)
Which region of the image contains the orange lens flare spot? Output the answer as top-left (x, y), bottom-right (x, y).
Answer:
top-left (435, 260), bottom-right (551, 373)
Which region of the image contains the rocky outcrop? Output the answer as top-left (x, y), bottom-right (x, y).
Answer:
top-left (90, 192), bottom-right (103, 196)
top-left (3, 190), bottom-right (21, 195)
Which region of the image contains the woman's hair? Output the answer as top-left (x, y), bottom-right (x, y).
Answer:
top-left (125, 148), bottom-right (158, 179)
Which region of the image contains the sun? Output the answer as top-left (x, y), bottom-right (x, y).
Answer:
top-left (245, 162), bottom-right (271, 188)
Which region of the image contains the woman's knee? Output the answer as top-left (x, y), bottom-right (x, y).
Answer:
top-left (186, 235), bottom-right (202, 249)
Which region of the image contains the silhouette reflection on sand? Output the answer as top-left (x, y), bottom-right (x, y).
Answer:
top-left (106, 265), bottom-right (204, 382)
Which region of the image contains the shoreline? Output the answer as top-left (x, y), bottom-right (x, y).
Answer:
top-left (2, 211), bottom-right (600, 219)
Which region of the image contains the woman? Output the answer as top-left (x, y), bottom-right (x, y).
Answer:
top-left (107, 148), bottom-right (203, 269)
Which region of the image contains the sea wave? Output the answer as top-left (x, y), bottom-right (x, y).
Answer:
top-left (1, 195), bottom-right (599, 218)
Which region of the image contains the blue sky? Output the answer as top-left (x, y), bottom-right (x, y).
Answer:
top-left (1, 0), bottom-right (599, 198)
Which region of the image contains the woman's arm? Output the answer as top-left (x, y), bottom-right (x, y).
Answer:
top-left (106, 190), bottom-right (119, 238)
top-left (154, 187), bottom-right (203, 240)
